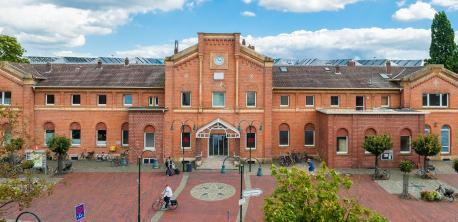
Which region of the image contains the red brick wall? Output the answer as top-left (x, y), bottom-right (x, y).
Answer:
top-left (128, 111), bottom-right (164, 162)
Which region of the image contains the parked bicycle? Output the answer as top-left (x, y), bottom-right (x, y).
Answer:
top-left (152, 196), bottom-right (178, 211)
top-left (436, 184), bottom-right (455, 202)
top-left (416, 164), bottom-right (436, 177)
top-left (95, 152), bottom-right (112, 161)
top-left (279, 154), bottom-right (293, 167)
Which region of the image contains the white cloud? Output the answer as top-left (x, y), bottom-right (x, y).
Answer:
top-left (432, 0), bottom-right (458, 10)
top-left (242, 0), bottom-right (253, 3)
top-left (252, 0), bottom-right (360, 13)
top-left (0, 0), bottom-right (202, 51)
top-left (393, 1), bottom-right (436, 21)
top-left (115, 28), bottom-right (433, 59)
top-left (241, 11), bottom-right (256, 17)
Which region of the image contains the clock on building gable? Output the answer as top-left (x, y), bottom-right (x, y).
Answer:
top-left (210, 53), bottom-right (228, 69)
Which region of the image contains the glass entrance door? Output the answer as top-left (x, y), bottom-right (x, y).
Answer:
top-left (209, 135), bottom-right (228, 156)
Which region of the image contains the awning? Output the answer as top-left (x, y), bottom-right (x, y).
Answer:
top-left (195, 118), bottom-right (240, 138)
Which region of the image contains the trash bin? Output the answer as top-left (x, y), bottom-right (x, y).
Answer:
top-left (186, 162), bottom-right (193, 172)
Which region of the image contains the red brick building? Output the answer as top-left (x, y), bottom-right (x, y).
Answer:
top-left (1, 33), bottom-right (457, 168)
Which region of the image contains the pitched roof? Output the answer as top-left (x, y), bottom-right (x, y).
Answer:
top-left (25, 63), bottom-right (164, 88)
top-left (273, 66), bottom-right (423, 89)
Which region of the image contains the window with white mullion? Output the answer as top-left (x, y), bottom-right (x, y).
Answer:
top-left (422, 93), bottom-right (448, 107)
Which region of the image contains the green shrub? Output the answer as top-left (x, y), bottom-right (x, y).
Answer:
top-left (420, 191), bottom-right (441, 201)
top-left (399, 160), bottom-right (413, 173)
top-left (454, 159), bottom-right (458, 173)
top-left (21, 160), bottom-right (34, 170)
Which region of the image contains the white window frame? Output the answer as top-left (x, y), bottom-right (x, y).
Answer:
top-left (331, 96), bottom-right (339, 107)
top-left (71, 94), bottom-right (80, 106)
top-left (280, 95), bottom-right (289, 107)
top-left (304, 130), bottom-right (315, 147)
top-left (122, 129), bottom-right (129, 147)
top-left (305, 95), bottom-right (315, 107)
top-left (97, 94), bottom-right (107, 106)
top-left (181, 132), bottom-right (191, 149)
top-left (148, 96), bottom-right (159, 107)
top-left (246, 91), bottom-right (256, 108)
top-left (181, 91), bottom-right (191, 108)
top-left (142, 158), bottom-right (156, 165)
top-left (245, 132), bottom-right (256, 150)
top-left (422, 93), bottom-right (448, 108)
top-left (70, 129), bottom-right (81, 147)
top-left (44, 130), bottom-right (55, 146)
top-left (144, 132), bottom-right (155, 151)
top-left (0, 91), bottom-right (11, 106)
top-left (96, 129), bottom-right (107, 147)
top-left (381, 95), bottom-right (390, 107)
top-left (123, 94), bottom-right (133, 107)
top-left (441, 126), bottom-right (450, 154)
top-left (400, 136), bottom-right (411, 154)
top-left (212, 92), bottom-right (226, 108)
top-left (336, 136), bottom-right (348, 154)
top-left (279, 130), bottom-right (289, 147)
top-left (45, 94), bottom-right (55, 106)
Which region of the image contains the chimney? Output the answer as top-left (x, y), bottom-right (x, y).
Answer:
top-left (347, 59), bottom-right (356, 67)
top-left (46, 62), bottom-right (52, 72)
top-left (124, 57), bottom-right (129, 66)
top-left (174, 40), bottom-right (179, 54)
top-left (385, 60), bottom-right (391, 74)
top-left (335, 65), bottom-right (341, 74)
top-left (242, 39), bottom-right (246, 46)
top-left (97, 59), bottom-right (102, 69)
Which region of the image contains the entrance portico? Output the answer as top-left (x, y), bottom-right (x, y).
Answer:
top-left (196, 118), bottom-right (240, 158)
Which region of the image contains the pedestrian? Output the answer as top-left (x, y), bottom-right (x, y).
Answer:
top-left (165, 157), bottom-right (173, 176)
top-left (307, 158), bottom-right (315, 175)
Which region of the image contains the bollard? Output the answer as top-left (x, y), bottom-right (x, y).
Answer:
top-left (221, 165), bottom-right (226, 174)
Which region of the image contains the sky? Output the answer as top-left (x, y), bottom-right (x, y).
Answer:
top-left (1, 0), bottom-right (458, 60)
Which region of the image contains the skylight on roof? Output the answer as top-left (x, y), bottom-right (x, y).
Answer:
top-left (280, 67), bottom-right (288, 72)
top-left (324, 67), bottom-right (331, 72)
top-left (379, 73), bottom-right (390, 79)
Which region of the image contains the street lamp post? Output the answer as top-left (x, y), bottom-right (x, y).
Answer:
top-left (237, 120), bottom-right (262, 173)
top-left (239, 163), bottom-right (244, 222)
top-left (170, 120), bottom-right (196, 172)
top-left (137, 150), bottom-right (154, 222)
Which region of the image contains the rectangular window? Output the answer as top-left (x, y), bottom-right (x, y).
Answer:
top-left (246, 91), bottom-right (256, 107)
top-left (422, 93), bottom-right (448, 107)
top-left (71, 94), bottom-right (80, 106)
top-left (356, 96), bottom-right (364, 111)
top-left (0, 91), bottom-right (11, 105)
top-left (212, 92), bottom-right (225, 107)
top-left (71, 130), bottom-right (81, 146)
top-left (181, 132), bottom-right (191, 148)
top-left (123, 95), bottom-right (133, 106)
top-left (280, 95), bottom-right (289, 107)
top-left (246, 132), bottom-right (256, 149)
top-left (279, 131), bottom-right (289, 146)
top-left (149, 96), bottom-right (159, 107)
top-left (44, 130), bottom-right (55, 146)
top-left (97, 130), bottom-right (107, 146)
top-left (336, 136), bottom-right (348, 154)
top-left (400, 136), bottom-right (411, 153)
top-left (144, 133), bottom-right (155, 150)
top-left (122, 130), bottom-right (129, 146)
top-left (304, 130), bottom-right (314, 146)
top-left (381, 96), bottom-right (390, 107)
top-left (331, 96), bottom-right (339, 106)
top-left (97, 95), bottom-right (107, 106)
top-left (45, 94), bottom-right (55, 105)
top-left (305, 96), bottom-right (314, 107)
top-left (181, 91), bottom-right (191, 107)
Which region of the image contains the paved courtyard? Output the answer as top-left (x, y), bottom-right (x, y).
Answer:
top-left (4, 161), bottom-right (458, 222)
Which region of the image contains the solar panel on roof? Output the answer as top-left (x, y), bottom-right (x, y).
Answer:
top-left (379, 73), bottom-right (390, 79)
top-left (279, 67), bottom-right (288, 72)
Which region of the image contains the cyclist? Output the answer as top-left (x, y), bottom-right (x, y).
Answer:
top-left (161, 184), bottom-right (173, 209)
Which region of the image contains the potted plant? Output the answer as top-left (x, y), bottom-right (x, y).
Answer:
top-left (420, 190), bottom-right (441, 201)
top-left (399, 160), bottom-right (413, 199)
top-left (47, 136), bottom-right (71, 175)
top-left (412, 135), bottom-right (440, 179)
top-left (363, 135), bottom-right (393, 180)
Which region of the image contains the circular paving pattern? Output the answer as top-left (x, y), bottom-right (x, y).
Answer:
top-left (190, 182), bottom-right (236, 201)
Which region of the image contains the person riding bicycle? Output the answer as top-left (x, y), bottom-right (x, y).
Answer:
top-left (161, 184), bottom-right (173, 209)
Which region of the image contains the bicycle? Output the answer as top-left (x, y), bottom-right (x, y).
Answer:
top-left (279, 155), bottom-right (293, 167)
top-left (436, 184), bottom-right (455, 202)
top-left (152, 196), bottom-right (178, 211)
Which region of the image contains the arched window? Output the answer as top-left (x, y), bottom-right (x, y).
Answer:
top-left (44, 122), bottom-right (55, 146)
top-left (181, 125), bottom-right (191, 149)
top-left (400, 128), bottom-right (412, 153)
top-left (304, 123), bottom-right (315, 147)
top-left (96, 122), bottom-right (107, 146)
top-left (1, 123), bottom-right (12, 146)
top-left (144, 125), bottom-right (155, 150)
top-left (70, 122), bottom-right (81, 146)
top-left (336, 128), bottom-right (349, 154)
top-left (364, 128), bottom-right (376, 154)
top-left (246, 126), bottom-right (256, 149)
top-left (121, 123), bottom-right (129, 146)
top-left (279, 124), bottom-right (290, 146)
top-left (424, 124), bottom-right (431, 135)
top-left (441, 125), bottom-right (451, 154)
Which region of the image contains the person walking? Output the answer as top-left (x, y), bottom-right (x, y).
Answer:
top-left (165, 157), bottom-right (173, 176)
top-left (307, 158), bottom-right (315, 175)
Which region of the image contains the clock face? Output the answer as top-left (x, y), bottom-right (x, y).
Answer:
top-left (214, 56), bottom-right (224, 66)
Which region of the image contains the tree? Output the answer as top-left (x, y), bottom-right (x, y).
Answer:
top-left (47, 136), bottom-right (70, 175)
top-left (427, 11), bottom-right (458, 72)
top-left (264, 164), bottom-right (387, 222)
top-left (412, 134), bottom-right (441, 178)
top-left (0, 35), bottom-right (29, 63)
top-left (399, 160), bottom-right (413, 199)
top-left (363, 135), bottom-right (393, 178)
